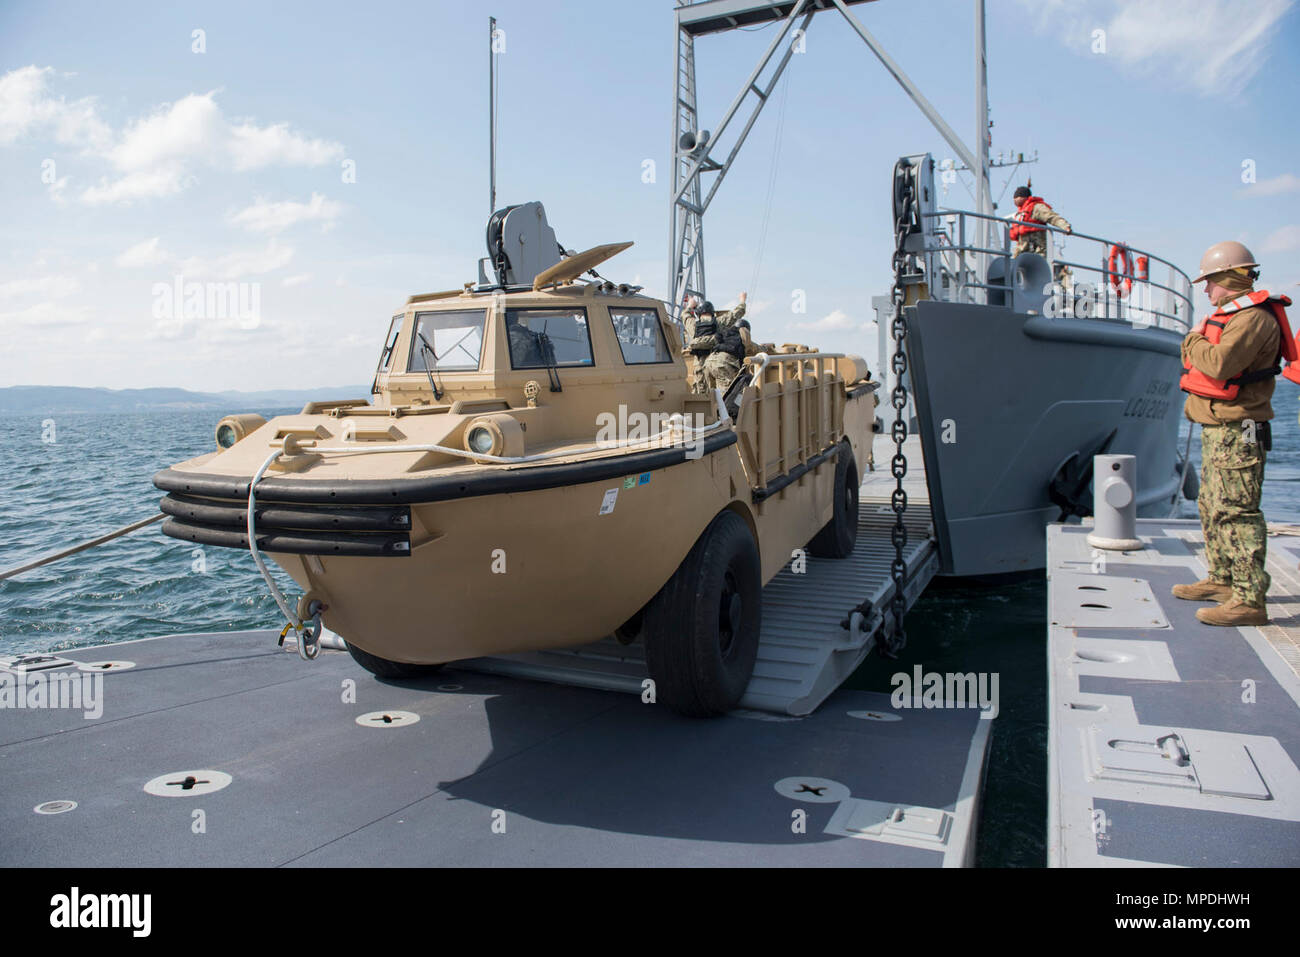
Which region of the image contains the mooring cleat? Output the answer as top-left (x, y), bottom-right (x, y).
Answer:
top-left (1195, 598), bottom-right (1269, 627)
top-left (1171, 578), bottom-right (1233, 602)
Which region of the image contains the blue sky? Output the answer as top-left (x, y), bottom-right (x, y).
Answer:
top-left (2, 0), bottom-right (1298, 391)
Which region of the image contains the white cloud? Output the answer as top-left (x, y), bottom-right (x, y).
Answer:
top-left (282, 273), bottom-right (312, 287)
top-left (228, 122), bottom-right (343, 171)
top-left (179, 241), bottom-right (295, 280)
top-left (108, 92), bottom-right (223, 173)
top-left (115, 237), bottom-right (170, 268)
top-left (229, 193), bottom-right (342, 233)
top-left (1017, 0), bottom-right (1294, 97)
top-left (0, 65), bottom-right (111, 150)
top-left (1241, 173), bottom-right (1300, 197)
top-left (1260, 225), bottom-right (1300, 254)
top-left (0, 67), bottom-right (347, 206)
top-left (84, 91), bottom-right (343, 204)
top-left (0, 274), bottom-right (80, 299)
top-left (0, 300), bottom-right (94, 327)
top-left (81, 167), bottom-right (187, 205)
top-left (792, 309), bottom-right (862, 332)
top-left (0, 273), bottom-right (89, 328)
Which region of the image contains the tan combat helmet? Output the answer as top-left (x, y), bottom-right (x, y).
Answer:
top-left (1193, 240), bottom-right (1258, 283)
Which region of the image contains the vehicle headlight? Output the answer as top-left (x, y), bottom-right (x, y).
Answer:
top-left (214, 413), bottom-right (267, 451)
top-left (466, 425), bottom-right (497, 455)
top-left (462, 415), bottom-right (524, 458)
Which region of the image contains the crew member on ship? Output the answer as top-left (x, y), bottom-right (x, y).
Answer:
top-left (1009, 186), bottom-right (1072, 258)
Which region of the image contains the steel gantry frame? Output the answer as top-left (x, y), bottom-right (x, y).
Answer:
top-left (668, 0), bottom-right (994, 316)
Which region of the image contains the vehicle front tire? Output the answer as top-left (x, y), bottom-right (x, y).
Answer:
top-left (345, 640), bottom-right (444, 679)
top-left (644, 509), bottom-right (762, 717)
top-left (807, 443), bottom-right (859, 559)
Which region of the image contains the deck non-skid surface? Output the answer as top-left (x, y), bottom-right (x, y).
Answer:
top-left (1048, 520), bottom-right (1300, 867)
top-left (2, 630), bottom-right (987, 867)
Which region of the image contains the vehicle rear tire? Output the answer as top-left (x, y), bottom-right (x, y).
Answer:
top-left (807, 443), bottom-right (859, 559)
top-left (644, 510), bottom-right (762, 717)
top-left (345, 640), bottom-right (444, 679)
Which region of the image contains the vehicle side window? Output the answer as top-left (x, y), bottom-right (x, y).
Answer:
top-left (505, 308), bottom-right (594, 369)
top-left (409, 310), bottom-right (487, 372)
top-left (378, 315), bottom-right (403, 371)
top-left (609, 307), bottom-right (673, 364)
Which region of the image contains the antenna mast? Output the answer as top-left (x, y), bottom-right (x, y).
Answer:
top-left (489, 16), bottom-right (498, 215)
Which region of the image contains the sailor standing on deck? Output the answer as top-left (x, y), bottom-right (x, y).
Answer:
top-left (1175, 241), bottom-right (1299, 626)
top-left (1009, 186), bottom-right (1072, 258)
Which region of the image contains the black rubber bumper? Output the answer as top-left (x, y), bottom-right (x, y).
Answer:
top-left (160, 517), bottom-right (411, 557)
top-left (161, 492), bottom-right (412, 532)
top-left (154, 430), bottom-right (739, 555)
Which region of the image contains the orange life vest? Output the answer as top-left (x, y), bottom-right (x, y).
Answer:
top-left (1179, 290), bottom-right (1300, 399)
top-left (1009, 197), bottom-right (1048, 240)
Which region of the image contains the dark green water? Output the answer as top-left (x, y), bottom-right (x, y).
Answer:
top-left (845, 575), bottom-right (1048, 867)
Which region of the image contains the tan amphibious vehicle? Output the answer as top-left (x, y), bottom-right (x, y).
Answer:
top-left (155, 203), bottom-right (877, 715)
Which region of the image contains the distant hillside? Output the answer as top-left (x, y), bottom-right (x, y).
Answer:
top-left (0, 385), bottom-right (372, 414)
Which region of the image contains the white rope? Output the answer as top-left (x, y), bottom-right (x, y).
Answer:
top-left (247, 448), bottom-right (303, 633)
top-left (0, 514), bottom-right (164, 582)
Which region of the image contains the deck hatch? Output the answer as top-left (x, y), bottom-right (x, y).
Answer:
top-left (1050, 572), bottom-right (1168, 628)
top-left (1085, 727), bottom-right (1271, 800)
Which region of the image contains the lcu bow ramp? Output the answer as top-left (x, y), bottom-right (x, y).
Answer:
top-left (1047, 519), bottom-right (1300, 867)
top-left (2, 627), bottom-right (986, 868)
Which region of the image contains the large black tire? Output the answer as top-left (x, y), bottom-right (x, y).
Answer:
top-left (345, 640), bottom-right (444, 679)
top-left (807, 444), bottom-right (859, 559)
top-left (644, 510), bottom-right (762, 717)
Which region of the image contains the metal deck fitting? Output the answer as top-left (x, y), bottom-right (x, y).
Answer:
top-left (1047, 518), bottom-right (1300, 867)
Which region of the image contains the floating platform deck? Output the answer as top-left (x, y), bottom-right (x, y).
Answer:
top-left (2, 628), bottom-right (987, 867)
top-left (1047, 518), bottom-right (1300, 867)
top-left (3, 447), bottom-right (975, 867)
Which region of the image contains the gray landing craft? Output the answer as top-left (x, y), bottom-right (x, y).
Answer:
top-left (880, 155), bottom-right (1196, 577)
top-left (667, 0), bottom-right (1197, 579)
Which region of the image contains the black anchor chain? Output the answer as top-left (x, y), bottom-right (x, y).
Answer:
top-left (883, 170), bottom-right (914, 659)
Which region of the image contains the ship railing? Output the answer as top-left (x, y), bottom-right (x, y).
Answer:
top-left (920, 209), bottom-right (1194, 334)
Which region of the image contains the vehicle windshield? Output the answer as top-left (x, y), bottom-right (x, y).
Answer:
top-left (408, 309), bottom-right (487, 372)
top-left (505, 307), bottom-right (594, 369)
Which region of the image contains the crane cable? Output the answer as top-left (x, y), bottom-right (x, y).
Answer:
top-left (749, 65), bottom-right (792, 305)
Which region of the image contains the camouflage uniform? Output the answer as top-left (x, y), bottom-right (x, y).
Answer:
top-left (702, 351), bottom-right (743, 392)
top-left (1199, 424), bottom-right (1269, 606)
top-left (683, 309), bottom-right (712, 394)
top-left (686, 301), bottom-right (748, 394)
top-left (1182, 273), bottom-right (1279, 610)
